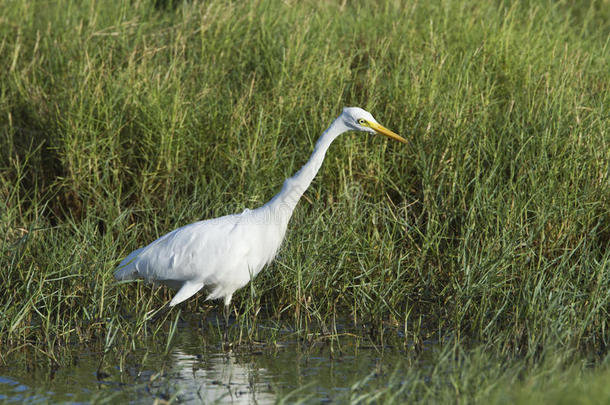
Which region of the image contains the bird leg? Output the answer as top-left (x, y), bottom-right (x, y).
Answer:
top-left (223, 304), bottom-right (230, 343)
top-left (149, 303), bottom-right (172, 323)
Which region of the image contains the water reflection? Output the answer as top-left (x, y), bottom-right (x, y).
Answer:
top-left (170, 349), bottom-right (275, 404)
top-left (0, 316), bottom-right (412, 404)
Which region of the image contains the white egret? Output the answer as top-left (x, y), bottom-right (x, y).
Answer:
top-left (114, 107), bottom-right (405, 329)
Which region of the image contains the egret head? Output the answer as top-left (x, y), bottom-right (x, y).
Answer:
top-left (341, 107), bottom-right (407, 144)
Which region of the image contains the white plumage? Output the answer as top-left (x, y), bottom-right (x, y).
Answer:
top-left (114, 107), bottom-right (405, 312)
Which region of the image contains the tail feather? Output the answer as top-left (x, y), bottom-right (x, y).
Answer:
top-left (114, 247), bottom-right (144, 280)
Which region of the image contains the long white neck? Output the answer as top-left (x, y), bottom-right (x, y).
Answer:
top-left (259, 116), bottom-right (349, 227)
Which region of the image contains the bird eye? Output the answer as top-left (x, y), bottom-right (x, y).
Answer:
top-left (357, 119), bottom-right (367, 125)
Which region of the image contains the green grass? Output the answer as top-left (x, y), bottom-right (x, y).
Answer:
top-left (1, 0), bottom-right (609, 401)
top-left (295, 343), bottom-right (610, 404)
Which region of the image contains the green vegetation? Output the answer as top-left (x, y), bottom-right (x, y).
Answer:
top-left (1, 0), bottom-right (608, 402)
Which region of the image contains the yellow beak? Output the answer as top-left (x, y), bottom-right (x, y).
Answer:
top-left (369, 122), bottom-right (407, 144)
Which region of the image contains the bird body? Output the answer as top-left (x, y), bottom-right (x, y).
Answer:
top-left (115, 107), bottom-right (405, 310)
top-left (115, 206), bottom-right (287, 306)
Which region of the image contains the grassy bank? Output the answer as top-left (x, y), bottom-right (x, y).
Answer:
top-left (1, 0), bottom-right (609, 394)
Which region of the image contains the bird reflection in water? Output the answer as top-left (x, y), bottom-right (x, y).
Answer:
top-left (169, 349), bottom-right (275, 404)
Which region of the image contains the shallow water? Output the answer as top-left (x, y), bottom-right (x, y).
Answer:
top-left (0, 314), bottom-right (424, 403)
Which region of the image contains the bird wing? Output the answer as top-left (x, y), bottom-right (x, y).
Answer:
top-left (115, 213), bottom-right (252, 285)
top-left (114, 209), bottom-right (277, 306)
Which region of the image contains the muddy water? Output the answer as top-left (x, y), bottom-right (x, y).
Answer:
top-left (0, 315), bottom-right (423, 403)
